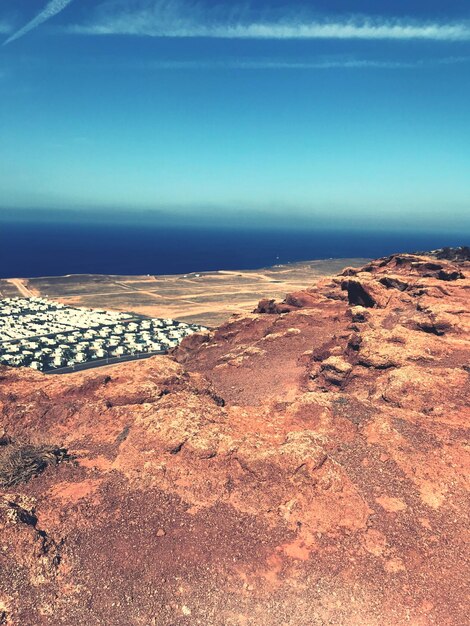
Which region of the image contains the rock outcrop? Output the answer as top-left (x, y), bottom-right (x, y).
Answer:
top-left (0, 254), bottom-right (469, 626)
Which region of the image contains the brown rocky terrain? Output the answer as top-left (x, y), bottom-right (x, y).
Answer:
top-left (0, 253), bottom-right (469, 625)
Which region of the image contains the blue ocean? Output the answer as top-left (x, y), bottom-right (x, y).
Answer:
top-left (0, 220), bottom-right (465, 278)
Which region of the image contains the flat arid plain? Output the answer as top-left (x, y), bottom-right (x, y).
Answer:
top-left (0, 258), bottom-right (369, 327)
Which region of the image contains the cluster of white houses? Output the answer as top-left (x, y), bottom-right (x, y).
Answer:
top-left (0, 297), bottom-right (204, 372)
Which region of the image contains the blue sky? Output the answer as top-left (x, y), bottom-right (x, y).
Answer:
top-left (0, 0), bottom-right (469, 232)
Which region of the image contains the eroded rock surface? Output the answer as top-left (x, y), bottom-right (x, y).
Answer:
top-left (0, 254), bottom-right (469, 625)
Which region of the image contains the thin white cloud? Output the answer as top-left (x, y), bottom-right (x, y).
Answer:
top-left (211, 21), bottom-right (470, 41)
top-left (140, 57), bottom-right (470, 70)
top-left (68, 4), bottom-right (470, 42)
top-left (3, 0), bottom-right (75, 45)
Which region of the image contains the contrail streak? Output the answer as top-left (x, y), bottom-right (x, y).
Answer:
top-left (3, 0), bottom-right (75, 45)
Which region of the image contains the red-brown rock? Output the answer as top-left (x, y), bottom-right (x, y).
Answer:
top-left (0, 253), bottom-right (469, 626)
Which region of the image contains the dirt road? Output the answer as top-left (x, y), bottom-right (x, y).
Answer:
top-left (6, 278), bottom-right (37, 298)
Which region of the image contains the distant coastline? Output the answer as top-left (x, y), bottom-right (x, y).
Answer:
top-left (0, 257), bottom-right (371, 327)
top-left (0, 219), bottom-right (465, 279)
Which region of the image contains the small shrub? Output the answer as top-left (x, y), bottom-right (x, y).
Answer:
top-left (0, 440), bottom-right (70, 488)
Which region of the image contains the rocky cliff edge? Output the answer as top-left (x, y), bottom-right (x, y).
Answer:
top-left (0, 253), bottom-right (469, 626)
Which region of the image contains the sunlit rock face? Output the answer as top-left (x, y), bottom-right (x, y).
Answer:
top-left (1, 253), bottom-right (469, 626)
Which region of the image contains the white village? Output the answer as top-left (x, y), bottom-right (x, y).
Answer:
top-left (0, 297), bottom-right (204, 373)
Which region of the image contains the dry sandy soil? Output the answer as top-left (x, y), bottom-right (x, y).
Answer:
top-left (0, 258), bottom-right (369, 326)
